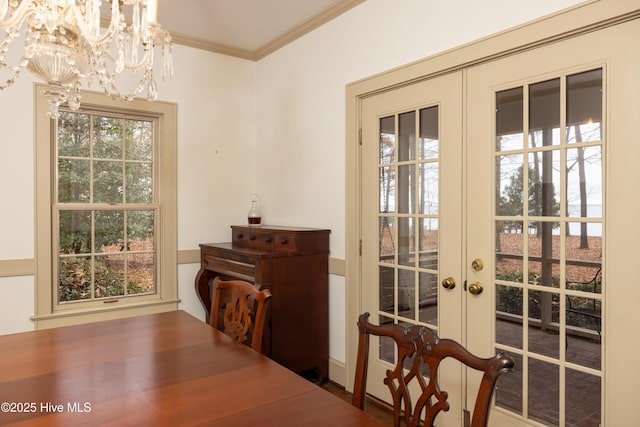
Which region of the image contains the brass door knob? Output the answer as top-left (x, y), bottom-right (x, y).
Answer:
top-left (442, 277), bottom-right (456, 290)
top-left (471, 259), bottom-right (484, 272)
top-left (468, 282), bottom-right (484, 295)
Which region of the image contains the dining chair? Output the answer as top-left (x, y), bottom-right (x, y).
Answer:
top-left (210, 277), bottom-right (272, 352)
top-left (352, 313), bottom-right (514, 427)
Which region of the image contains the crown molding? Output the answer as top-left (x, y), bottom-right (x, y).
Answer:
top-left (253, 0), bottom-right (366, 60)
top-left (169, 32), bottom-right (258, 60)
top-left (169, 0), bottom-right (366, 61)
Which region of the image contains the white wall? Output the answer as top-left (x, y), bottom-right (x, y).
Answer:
top-left (255, 0), bottom-right (584, 363)
top-left (0, 44), bottom-right (256, 334)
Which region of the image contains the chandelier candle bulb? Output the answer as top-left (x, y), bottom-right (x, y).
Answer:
top-left (147, 0), bottom-right (158, 24)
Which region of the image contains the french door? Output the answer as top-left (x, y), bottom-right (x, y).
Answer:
top-left (361, 71), bottom-right (464, 426)
top-left (359, 18), bottom-right (640, 426)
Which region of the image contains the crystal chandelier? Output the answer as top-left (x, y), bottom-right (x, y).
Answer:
top-left (0, 0), bottom-right (173, 117)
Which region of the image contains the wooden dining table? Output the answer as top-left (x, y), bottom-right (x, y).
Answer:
top-left (0, 310), bottom-right (384, 426)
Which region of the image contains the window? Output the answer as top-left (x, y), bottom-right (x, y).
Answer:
top-left (57, 111), bottom-right (157, 303)
top-left (35, 85), bottom-right (178, 327)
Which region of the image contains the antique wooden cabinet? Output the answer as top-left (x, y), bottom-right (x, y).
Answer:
top-left (195, 225), bottom-right (330, 382)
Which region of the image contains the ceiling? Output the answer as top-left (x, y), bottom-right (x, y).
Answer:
top-left (152, 0), bottom-right (365, 60)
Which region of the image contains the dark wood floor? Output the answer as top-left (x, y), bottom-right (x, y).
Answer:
top-left (321, 381), bottom-right (394, 426)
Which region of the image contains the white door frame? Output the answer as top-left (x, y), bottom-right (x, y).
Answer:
top-left (345, 2), bottom-right (640, 425)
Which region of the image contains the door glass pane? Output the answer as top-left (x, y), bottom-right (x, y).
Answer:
top-left (528, 290), bottom-right (560, 359)
top-left (419, 106), bottom-right (439, 159)
top-left (398, 164), bottom-right (415, 214)
top-left (496, 87), bottom-right (524, 151)
top-left (495, 284), bottom-right (523, 349)
top-left (529, 78), bottom-right (560, 147)
top-left (378, 315), bottom-right (395, 364)
top-left (380, 115), bottom-right (395, 164)
top-left (418, 272), bottom-right (438, 325)
top-left (527, 220), bottom-right (560, 288)
top-left (418, 162), bottom-right (438, 214)
top-left (528, 359), bottom-right (559, 426)
top-left (567, 69), bottom-right (602, 143)
top-left (496, 154), bottom-right (524, 216)
top-left (496, 220), bottom-right (524, 281)
top-left (495, 351), bottom-right (522, 415)
top-left (397, 217), bottom-right (414, 267)
top-left (377, 106), bottom-right (440, 329)
top-left (379, 166), bottom-right (395, 213)
top-left (398, 269), bottom-right (415, 320)
top-left (528, 151), bottom-right (560, 217)
top-left (493, 68), bottom-right (603, 426)
top-left (567, 146), bottom-right (602, 217)
top-left (566, 369), bottom-right (601, 426)
top-left (379, 266), bottom-right (395, 316)
top-left (398, 111), bottom-right (415, 162)
top-left (379, 216), bottom-right (395, 264)
top-left (419, 218), bottom-right (438, 270)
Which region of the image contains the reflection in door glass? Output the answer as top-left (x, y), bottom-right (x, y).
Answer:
top-left (379, 217), bottom-right (395, 264)
top-left (398, 111), bottom-right (415, 162)
top-left (419, 218), bottom-right (438, 270)
top-left (419, 107), bottom-right (439, 159)
top-left (379, 266), bottom-right (395, 315)
top-left (398, 269), bottom-right (416, 320)
top-left (566, 146), bottom-right (602, 217)
top-left (379, 166), bottom-right (395, 213)
top-left (397, 164), bottom-right (415, 214)
top-left (379, 116), bottom-right (395, 164)
top-left (418, 162), bottom-right (438, 214)
top-left (418, 271), bottom-right (438, 326)
top-left (496, 87), bottom-right (524, 151)
top-left (567, 69), bottom-right (602, 143)
top-left (398, 217), bottom-right (415, 267)
top-left (529, 78), bottom-right (560, 147)
top-left (493, 68), bottom-right (603, 426)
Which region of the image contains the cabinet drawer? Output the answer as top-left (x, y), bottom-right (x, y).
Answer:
top-left (274, 232), bottom-right (297, 252)
top-left (232, 228), bottom-right (275, 249)
top-left (230, 225), bottom-right (329, 254)
top-left (203, 255), bottom-right (255, 282)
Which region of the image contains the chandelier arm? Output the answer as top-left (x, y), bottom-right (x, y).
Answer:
top-left (66, 1), bottom-right (122, 47)
top-left (0, 1), bottom-right (37, 30)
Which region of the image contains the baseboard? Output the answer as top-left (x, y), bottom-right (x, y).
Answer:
top-left (329, 357), bottom-right (347, 387)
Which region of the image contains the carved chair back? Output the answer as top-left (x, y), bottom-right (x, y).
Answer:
top-left (210, 277), bottom-right (271, 352)
top-left (352, 313), bottom-right (514, 427)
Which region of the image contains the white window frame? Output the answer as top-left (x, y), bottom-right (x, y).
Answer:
top-left (34, 84), bottom-right (178, 328)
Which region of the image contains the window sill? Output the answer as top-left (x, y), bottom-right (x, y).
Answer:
top-left (31, 298), bottom-right (180, 329)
